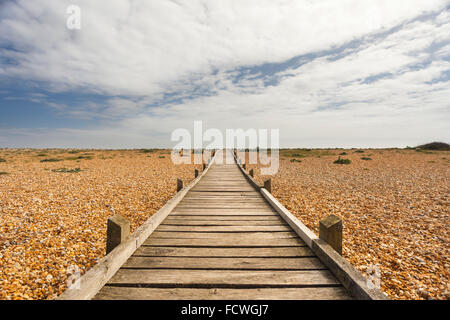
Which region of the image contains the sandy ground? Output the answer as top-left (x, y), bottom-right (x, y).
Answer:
top-left (245, 148), bottom-right (449, 300)
top-left (0, 149), bottom-right (203, 300)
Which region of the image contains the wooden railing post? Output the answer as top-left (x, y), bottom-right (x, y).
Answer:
top-left (202, 163), bottom-right (206, 171)
top-left (264, 179), bottom-right (271, 193)
top-left (106, 214), bottom-right (130, 254)
top-left (194, 169), bottom-right (199, 178)
top-left (319, 214), bottom-right (343, 255)
top-left (249, 169), bottom-right (254, 177)
top-left (243, 163), bottom-right (246, 170)
top-left (177, 178), bottom-right (183, 192)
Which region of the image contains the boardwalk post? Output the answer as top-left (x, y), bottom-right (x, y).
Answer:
top-left (249, 169), bottom-right (254, 177)
top-left (202, 163), bottom-right (206, 171)
top-left (177, 179), bottom-right (183, 192)
top-left (195, 169), bottom-right (199, 178)
top-left (264, 179), bottom-right (271, 193)
top-left (106, 214), bottom-right (130, 254)
top-left (319, 214), bottom-right (343, 255)
top-left (243, 163), bottom-right (246, 170)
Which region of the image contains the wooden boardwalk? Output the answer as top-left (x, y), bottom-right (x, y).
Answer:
top-left (94, 150), bottom-right (352, 300)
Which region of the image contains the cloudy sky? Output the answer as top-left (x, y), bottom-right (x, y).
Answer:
top-left (0, 0), bottom-right (449, 148)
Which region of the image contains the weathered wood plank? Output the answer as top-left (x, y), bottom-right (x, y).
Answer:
top-left (163, 215), bottom-right (283, 221)
top-left (149, 231), bottom-right (298, 239)
top-left (158, 218), bottom-right (286, 226)
top-left (175, 204), bottom-right (271, 209)
top-left (122, 256), bottom-right (326, 270)
top-left (179, 199), bottom-right (268, 204)
top-left (171, 212), bottom-right (278, 216)
top-left (143, 237), bottom-right (306, 247)
top-left (107, 269), bottom-right (340, 286)
top-left (156, 225), bottom-right (291, 232)
top-left (133, 246), bottom-right (313, 257)
top-left (94, 286), bottom-right (351, 300)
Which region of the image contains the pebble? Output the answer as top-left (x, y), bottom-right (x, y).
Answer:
top-left (250, 149), bottom-right (449, 300)
top-left (0, 149), bottom-right (203, 300)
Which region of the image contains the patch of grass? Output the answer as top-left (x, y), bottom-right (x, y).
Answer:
top-left (354, 150), bottom-right (365, 153)
top-left (0, 158), bottom-right (6, 162)
top-left (290, 159), bottom-right (302, 163)
top-left (339, 152), bottom-right (347, 155)
top-left (159, 155), bottom-right (165, 158)
top-left (36, 153), bottom-right (47, 157)
top-left (361, 157), bottom-right (372, 160)
top-left (67, 150), bottom-right (79, 154)
top-left (140, 149), bottom-right (155, 153)
top-left (363, 168), bottom-right (369, 171)
top-left (65, 155), bottom-right (93, 161)
top-left (40, 158), bottom-right (62, 163)
top-left (0, 171), bottom-right (8, 175)
top-left (334, 156), bottom-right (351, 165)
top-left (51, 167), bottom-right (82, 173)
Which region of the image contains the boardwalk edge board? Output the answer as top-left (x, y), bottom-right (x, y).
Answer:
top-left (57, 154), bottom-right (217, 300)
top-left (234, 152), bottom-right (389, 300)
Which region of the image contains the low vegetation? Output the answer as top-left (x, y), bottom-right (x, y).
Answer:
top-left (51, 168), bottom-right (82, 173)
top-left (65, 155), bottom-right (93, 161)
top-left (333, 156), bottom-right (351, 164)
top-left (40, 158), bottom-right (62, 163)
top-left (140, 149), bottom-right (155, 153)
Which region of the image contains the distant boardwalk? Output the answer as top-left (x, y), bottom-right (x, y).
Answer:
top-left (94, 150), bottom-right (351, 300)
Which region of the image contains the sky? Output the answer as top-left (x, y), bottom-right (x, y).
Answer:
top-left (0, 0), bottom-right (449, 148)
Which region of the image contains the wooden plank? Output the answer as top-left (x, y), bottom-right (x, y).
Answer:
top-left (163, 215), bottom-right (283, 221)
top-left (150, 231), bottom-right (298, 239)
top-left (133, 246), bottom-right (314, 257)
top-left (143, 237), bottom-right (306, 247)
top-left (171, 212), bottom-right (278, 216)
top-left (156, 225), bottom-right (292, 232)
top-left (122, 256), bottom-right (326, 270)
top-left (94, 286), bottom-right (351, 300)
top-left (179, 199), bottom-right (268, 203)
top-left (187, 191), bottom-right (260, 196)
top-left (172, 208), bottom-right (276, 213)
top-left (161, 220), bottom-right (288, 226)
top-left (175, 205), bottom-right (272, 209)
top-left (107, 269), bottom-right (340, 286)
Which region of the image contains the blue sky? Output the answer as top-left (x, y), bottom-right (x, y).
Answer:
top-left (0, 0), bottom-right (449, 148)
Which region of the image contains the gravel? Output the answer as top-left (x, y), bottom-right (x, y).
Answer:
top-left (0, 149), bottom-right (202, 300)
top-left (249, 149), bottom-right (449, 300)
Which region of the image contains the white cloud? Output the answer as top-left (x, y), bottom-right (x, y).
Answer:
top-left (0, 0), bottom-right (449, 147)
